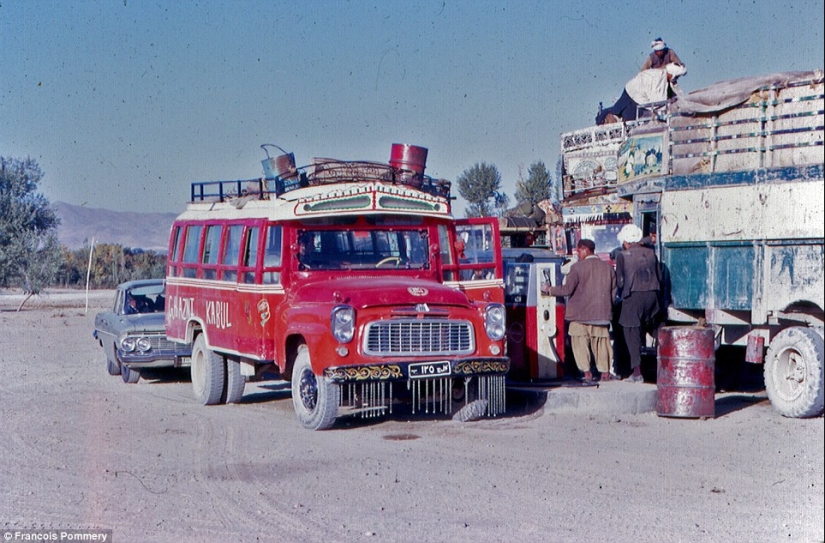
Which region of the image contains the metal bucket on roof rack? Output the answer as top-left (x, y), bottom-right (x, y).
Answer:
top-left (389, 144), bottom-right (428, 187)
top-left (261, 144), bottom-right (300, 194)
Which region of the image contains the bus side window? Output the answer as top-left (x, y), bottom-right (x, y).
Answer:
top-left (262, 225), bottom-right (282, 284)
top-left (241, 226), bottom-right (260, 284)
top-left (169, 225), bottom-right (183, 277)
top-left (201, 225), bottom-right (221, 280)
top-left (181, 225), bottom-right (202, 279)
top-left (220, 224), bottom-right (243, 282)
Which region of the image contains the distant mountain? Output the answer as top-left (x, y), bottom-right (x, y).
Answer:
top-left (53, 201), bottom-right (178, 252)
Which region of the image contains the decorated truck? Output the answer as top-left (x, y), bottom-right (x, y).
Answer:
top-left (558, 123), bottom-right (635, 258)
top-left (592, 69), bottom-right (823, 417)
top-left (164, 144), bottom-right (509, 429)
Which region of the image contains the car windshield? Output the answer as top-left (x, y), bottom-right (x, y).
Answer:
top-left (124, 283), bottom-right (166, 314)
top-left (297, 228), bottom-right (430, 270)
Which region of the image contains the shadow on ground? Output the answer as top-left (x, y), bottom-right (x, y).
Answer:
top-left (331, 384), bottom-right (549, 430)
top-left (130, 364), bottom-right (772, 422)
top-left (713, 393), bottom-right (770, 417)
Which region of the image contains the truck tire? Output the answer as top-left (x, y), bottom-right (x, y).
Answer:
top-left (765, 327), bottom-right (825, 418)
top-left (120, 362), bottom-right (140, 384)
top-left (191, 334), bottom-right (225, 406)
top-left (223, 358), bottom-right (246, 404)
top-left (291, 346), bottom-right (339, 430)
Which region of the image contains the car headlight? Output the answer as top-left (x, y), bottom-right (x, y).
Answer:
top-left (484, 304), bottom-right (506, 341)
top-left (331, 305), bottom-right (355, 343)
top-left (121, 337), bottom-right (137, 352)
top-left (136, 337), bottom-right (152, 353)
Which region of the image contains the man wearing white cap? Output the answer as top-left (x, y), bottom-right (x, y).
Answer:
top-left (615, 224), bottom-right (662, 382)
top-left (641, 37), bottom-right (685, 71)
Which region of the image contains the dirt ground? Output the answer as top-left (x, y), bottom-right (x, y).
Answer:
top-left (1, 290), bottom-right (823, 543)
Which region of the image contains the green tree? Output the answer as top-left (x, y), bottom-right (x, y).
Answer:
top-left (11, 232), bottom-right (63, 311)
top-left (514, 161), bottom-right (552, 206)
top-left (55, 246), bottom-right (86, 288)
top-left (0, 157), bottom-right (61, 307)
top-left (456, 162), bottom-right (508, 218)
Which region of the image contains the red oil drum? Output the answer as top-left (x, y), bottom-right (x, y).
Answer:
top-left (389, 144), bottom-right (428, 175)
top-left (657, 326), bottom-right (716, 418)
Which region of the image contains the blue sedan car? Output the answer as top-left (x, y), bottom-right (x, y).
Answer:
top-left (93, 279), bottom-right (191, 383)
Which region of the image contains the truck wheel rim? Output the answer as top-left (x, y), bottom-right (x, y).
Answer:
top-left (776, 349), bottom-right (806, 401)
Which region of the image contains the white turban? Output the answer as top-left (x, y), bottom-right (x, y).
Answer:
top-left (651, 38), bottom-right (666, 51)
top-left (617, 224), bottom-right (643, 244)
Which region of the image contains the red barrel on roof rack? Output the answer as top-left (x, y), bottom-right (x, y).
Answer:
top-left (390, 144), bottom-right (428, 176)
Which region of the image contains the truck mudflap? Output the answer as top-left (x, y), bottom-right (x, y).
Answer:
top-left (323, 358), bottom-right (509, 419)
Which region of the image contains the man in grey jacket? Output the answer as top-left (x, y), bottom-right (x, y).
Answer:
top-left (615, 224), bottom-right (662, 383)
top-left (542, 239), bottom-right (617, 383)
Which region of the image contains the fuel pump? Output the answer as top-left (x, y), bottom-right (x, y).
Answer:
top-left (535, 263), bottom-right (564, 379)
top-left (504, 256), bottom-right (565, 381)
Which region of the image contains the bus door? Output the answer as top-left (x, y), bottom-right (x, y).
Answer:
top-left (453, 219), bottom-right (503, 290)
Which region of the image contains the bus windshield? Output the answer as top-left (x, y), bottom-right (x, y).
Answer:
top-left (297, 228), bottom-right (430, 270)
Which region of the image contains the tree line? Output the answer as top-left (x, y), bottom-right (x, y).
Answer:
top-left (455, 160), bottom-right (558, 218)
top-left (1, 157), bottom-right (166, 303)
top-left (56, 243), bottom-right (167, 289)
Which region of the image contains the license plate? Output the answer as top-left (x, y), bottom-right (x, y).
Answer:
top-left (409, 361), bottom-right (451, 379)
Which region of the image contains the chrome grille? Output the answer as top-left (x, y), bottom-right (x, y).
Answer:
top-left (127, 333), bottom-right (184, 352)
top-left (150, 335), bottom-right (181, 351)
top-left (363, 319), bottom-right (474, 356)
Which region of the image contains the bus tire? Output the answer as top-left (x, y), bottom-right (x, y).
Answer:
top-left (291, 346), bottom-right (339, 430)
top-left (765, 327), bottom-right (825, 418)
top-left (120, 363), bottom-right (140, 384)
top-left (191, 334), bottom-right (225, 406)
top-left (223, 358), bottom-right (246, 404)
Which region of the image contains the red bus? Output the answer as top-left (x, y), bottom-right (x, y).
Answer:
top-left (165, 144), bottom-right (510, 429)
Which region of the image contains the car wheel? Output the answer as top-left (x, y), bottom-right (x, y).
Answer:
top-left (223, 357), bottom-right (246, 404)
top-left (765, 327), bottom-right (824, 418)
top-left (120, 363), bottom-right (140, 384)
top-left (291, 346), bottom-right (339, 430)
top-left (106, 354), bottom-right (120, 376)
top-left (191, 334), bottom-right (225, 405)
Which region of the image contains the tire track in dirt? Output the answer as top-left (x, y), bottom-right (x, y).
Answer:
top-left (186, 406), bottom-right (333, 541)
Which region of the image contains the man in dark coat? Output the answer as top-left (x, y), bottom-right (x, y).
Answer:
top-left (542, 239), bottom-right (617, 382)
top-left (615, 225), bottom-right (661, 382)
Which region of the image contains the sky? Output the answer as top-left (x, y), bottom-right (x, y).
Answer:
top-left (2, 0), bottom-right (823, 217)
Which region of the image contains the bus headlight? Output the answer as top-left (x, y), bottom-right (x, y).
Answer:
top-left (331, 305), bottom-right (355, 343)
top-left (484, 304), bottom-right (506, 341)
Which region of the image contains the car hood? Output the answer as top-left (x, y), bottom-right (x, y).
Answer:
top-left (112, 312), bottom-right (166, 333)
top-left (291, 276), bottom-right (473, 309)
